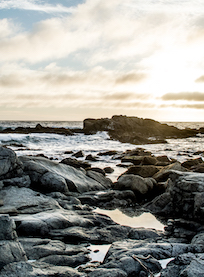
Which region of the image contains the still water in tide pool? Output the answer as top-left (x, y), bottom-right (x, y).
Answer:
top-left (94, 208), bottom-right (164, 230)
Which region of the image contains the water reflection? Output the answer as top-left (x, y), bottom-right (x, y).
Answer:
top-left (95, 208), bottom-right (164, 230)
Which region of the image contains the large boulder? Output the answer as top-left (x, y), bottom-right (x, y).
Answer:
top-left (0, 215), bottom-right (27, 270)
top-left (146, 171), bottom-right (204, 223)
top-left (115, 174), bottom-right (156, 200)
top-left (19, 156), bottom-right (111, 193)
top-left (0, 146), bottom-right (23, 180)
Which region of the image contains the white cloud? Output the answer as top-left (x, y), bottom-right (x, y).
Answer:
top-left (0, 0), bottom-right (74, 14)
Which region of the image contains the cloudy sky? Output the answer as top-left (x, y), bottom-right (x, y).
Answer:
top-left (1, 0), bottom-right (204, 121)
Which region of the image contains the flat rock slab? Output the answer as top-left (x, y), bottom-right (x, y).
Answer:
top-left (13, 208), bottom-right (94, 237)
top-left (0, 186), bottom-right (60, 214)
top-left (0, 261), bottom-right (83, 277)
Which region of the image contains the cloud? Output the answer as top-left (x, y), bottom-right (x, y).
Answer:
top-left (161, 92), bottom-right (204, 101)
top-left (195, 75), bottom-right (204, 82)
top-left (115, 73), bottom-right (147, 84)
top-left (0, 0), bottom-right (196, 66)
top-left (0, 0), bottom-right (74, 14)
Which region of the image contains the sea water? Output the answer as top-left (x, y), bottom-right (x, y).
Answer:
top-left (0, 121), bottom-right (204, 179)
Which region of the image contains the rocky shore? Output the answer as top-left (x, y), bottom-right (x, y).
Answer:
top-left (1, 143), bottom-right (204, 276)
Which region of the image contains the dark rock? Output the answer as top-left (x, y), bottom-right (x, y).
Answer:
top-left (0, 261), bottom-right (83, 277)
top-left (0, 241), bottom-right (27, 270)
top-left (3, 175), bottom-right (31, 188)
top-left (146, 171), bottom-right (204, 223)
top-left (0, 146), bottom-right (23, 180)
top-left (0, 124), bottom-right (73, 136)
top-left (88, 268), bottom-right (128, 277)
top-left (60, 157), bottom-right (91, 170)
top-left (13, 208), bottom-right (94, 237)
top-left (121, 156), bottom-right (144, 165)
top-left (0, 186), bottom-right (60, 214)
top-left (160, 253), bottom-right (204, 277)
top-left (72, 151), bottom-right (84, 158)
top-left (86, 167), bottom-right (106, 176)
top-left (181, 157), bottom-right (203, 169)
top-left (152, 162), bottom-right (188, 182)
top-left (0, 215), bottom-right (17, 241)
top-left (20, 156), bottom-right (110, 193)
top-left (19, 237), bottom-right (88, 260)
top-left (86, 170), bottom-right (112, 188)
top-left (97, 150), bottom-right (118, 156)
top-left (101, 239), bottom-right (190, 276)
top-left (142, 156), bottom-right (158, 165)
top-left (78, 189), bottom-right (136, 208)
top-left (64, 151), bottom-right (73, 154)
top-left (115, 174), bottom-right (156, 195)
top-left (85, 154), bottom-right (98, 161)
top-left (104, 167), bottom-right (114, 174)
top-left (192, 163), bottom-right (204, 173)
top-left (83, 115), bottom-right (198, 145)
top-left (123, 165), bottom-right (160, 178)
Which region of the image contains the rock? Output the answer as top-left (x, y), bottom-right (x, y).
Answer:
top-left (60, 157), bottom-right (91, 169)
top-left (0, 214), bottom-right (27, 270)
top-left (83, 115), bottom-right (198, 145)
top-left (101, 239), bottom-right (190, 276)
top-left (19, 238), bottom-right (88, 260)
top-left (121, 156), bottom-right (144, 165)
top-left (72, 150), bottom-right (84, 158)
top-left (104, 167), bottom-right (114, 174)
top-left (0, 215), bottom-right (17, 241)
top-left (97, 150), bottom-right (118, 156)
top-left (86, 170), bottom-right (112, 188)
top-left (142, 156), bottom-right (158, 165)
top-left (156, 155), bottom-right (172, 165)
top-left (78, 190), bottom-right (136, 208)
top-left (86, 167), bottom-right (106, 176)
top-left (13, 208), bottom-right (94, 237)
top-left (1, 124), bottom-right (73, 136)
top-left (192, 163), bottom-right (204, 173)
top-left (181, 157), bottom-right (203, 169)
top-left (0, 241), bottom-right (27, 269)
top-left (0, 261), bottom-right (83, 277)
top-left (146, 171), bottom-right (204, 223)
top-left (3, 175), bottom-right (31, 188)
top-left (0, 186), bottom-right (60, 214)
top-left (20, 156), bottom-right (111, 193)
top-left (0, 146), bottom-right (23, 180)
top-left (39, 253), bottom-right (90, 267)
top-left (40, 171), bottom-right (68, 193)
top-left (152, 162), bottom-right (188, 182)
top-left (123, 165), bottom-right (160, 178)
top-left (85, 154), bottom-right (98, 161)
top-left (160, 253), bottom-right (204, 277)
top-left (88, 268), bottom-right (128, 277)
top-left (115, 174), bottom-right (156, 197)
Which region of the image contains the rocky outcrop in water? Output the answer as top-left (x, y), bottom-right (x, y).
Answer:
top-left (83, 115), bottom-right (199, 144)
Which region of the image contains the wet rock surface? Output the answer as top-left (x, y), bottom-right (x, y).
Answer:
top-left (1, 146), bottom-right (204, 276)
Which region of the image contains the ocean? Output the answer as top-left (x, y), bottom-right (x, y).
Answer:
top-left (0, 120), bottom-right (204, 182)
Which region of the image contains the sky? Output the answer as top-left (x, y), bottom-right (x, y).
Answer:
top-left (1, 0), bottom-right (204, 121)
